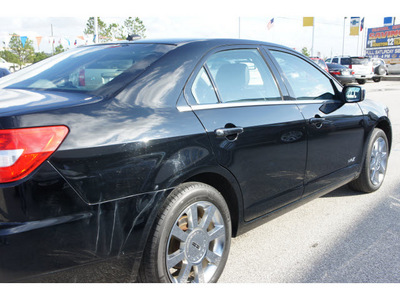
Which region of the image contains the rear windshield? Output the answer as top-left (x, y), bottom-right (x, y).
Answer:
top-left (351, 57), bottom-right (371, 65)
top-left (0, 43), bottom-right (174, 93)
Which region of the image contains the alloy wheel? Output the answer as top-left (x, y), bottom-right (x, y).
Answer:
top-left (369, 136), bottom-right (388, 186)
top-left (165, 201), bottom-right (226, 283)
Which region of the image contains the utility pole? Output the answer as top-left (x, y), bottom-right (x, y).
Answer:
top-left (238, 17), bottom-right (241, 39)
top-left (342, 17), bottom-right (347, 56)
top-left (311, 20), bottom-right (315, 56)
top-left (94, 17), bottom-right (99, 43)
top-left (51, 24), bottom-right (54, 55)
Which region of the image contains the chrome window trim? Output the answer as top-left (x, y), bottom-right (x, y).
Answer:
top-left (177, 100), bottom-right (326, 112)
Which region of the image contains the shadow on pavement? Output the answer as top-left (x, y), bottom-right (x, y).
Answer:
top-left (297, 183), bottom-right (400, 282)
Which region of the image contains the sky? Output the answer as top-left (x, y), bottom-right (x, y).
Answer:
top-left (0, 0), bottom-right (399, 59)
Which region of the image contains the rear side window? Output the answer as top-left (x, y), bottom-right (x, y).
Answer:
top-left (340, 58), bottom-right (351, 65)
top-left (0, 44), bottom-right (174, 93)
top-left (191, 67), bottom-right (219, 104)
top-left (204, 49), bottom-right (281, 103)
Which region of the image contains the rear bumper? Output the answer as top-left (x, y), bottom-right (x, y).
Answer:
top-left (354, 74), bottom-right (374, 80)
top-left (334, 75), bottom-right (355, 85)
top-left (0, 161), bottom-right (165, 282)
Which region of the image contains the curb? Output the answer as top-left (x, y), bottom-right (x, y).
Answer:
top-left (382, 76), bottom-right (400, 81)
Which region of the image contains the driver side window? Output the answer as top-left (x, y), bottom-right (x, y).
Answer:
top-left (270, 51), bottom-right (336, 100)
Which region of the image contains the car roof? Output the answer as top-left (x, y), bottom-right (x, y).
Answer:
top-left (86, 38), bottom-right (291, 51)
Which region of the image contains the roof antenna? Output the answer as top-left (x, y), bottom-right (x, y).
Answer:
top-left (127, 34), bottom-right (141, 41)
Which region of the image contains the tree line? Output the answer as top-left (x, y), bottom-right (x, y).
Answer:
top-left (0, 17), bottom-right (146, 69)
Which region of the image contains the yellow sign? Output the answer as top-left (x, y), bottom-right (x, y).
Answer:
top-left (303, 17), bottom-right (314, 27)
top-left (350, 17), bottom-right (360, 36)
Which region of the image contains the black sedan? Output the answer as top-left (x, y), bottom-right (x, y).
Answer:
top-left (0, 39), bottom-right (391, 283)
top-left (326, 63), bottom-right (355, 85)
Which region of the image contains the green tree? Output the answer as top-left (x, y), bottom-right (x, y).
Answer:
top-left (8, 34), bottom-right (35, 67)
top-left (84, 17), bottom-right (116, 42)
top-left (54, 44), bottom-right (65, 55)
top-left (121, 17), bottom-right (146, 39)
top-left (0, 50), bottom-right (19, 65)
top-left (32, 52), bottom-right (50, 63)
top-left (84, 17), bottom-right (108, 35)
top-left (301, 47), bottom-right (310, 57)
top-left (83, 17), bottom-right (146, 42)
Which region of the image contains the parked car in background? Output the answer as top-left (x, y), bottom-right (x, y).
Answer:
top-left (327, 56), bottom-right (375, 84)
top-left (387, 63), bottom-right (400, 74)
top-left (310, 57), bottom-right (329, 72)
top-left (372, 58), bottom-right (388, 77)
top-left (0, 58), bottom-right (16, 72)
top-left (0, 39), bottom-right (392, 283)
top-left (326, 63), bottom-right (355, 85)
top-left (0, 68), bottom-right (10, 78)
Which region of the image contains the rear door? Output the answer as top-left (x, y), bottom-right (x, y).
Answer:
top-left (267, 48), bottom-right (365, 197)
top-left (182, 46), bottom-right (307, 221)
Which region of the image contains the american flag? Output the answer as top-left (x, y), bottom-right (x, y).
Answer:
top-left (267, 18), bottom-right (274, 30)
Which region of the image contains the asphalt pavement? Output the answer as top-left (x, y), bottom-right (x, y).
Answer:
top-left (219, 80), bottom-right (400, 283)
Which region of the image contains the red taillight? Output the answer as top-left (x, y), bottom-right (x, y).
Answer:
top-left (349, 64), bottom-right (352, 69)
top-left (0, 126), bottom-right (69, 183)
top-left (330, 71), bottom-right (341, 75)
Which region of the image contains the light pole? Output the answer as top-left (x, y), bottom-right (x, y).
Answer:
top-left (342, 17), bottom-right (347, 56)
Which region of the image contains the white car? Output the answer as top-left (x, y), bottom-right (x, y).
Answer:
top-left (0, 58), bottom-right (16, 72)
top-left (326, 56), bottom-right (375, 84)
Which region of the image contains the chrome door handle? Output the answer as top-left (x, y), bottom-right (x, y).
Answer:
top-left (309, 117), bottom-right (326, 129)
top-left (215, 127), bottom-right (244, 138)
top-left (309, 117), bottom-right (326, 124)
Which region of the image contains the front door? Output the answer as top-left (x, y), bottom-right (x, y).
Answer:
top-left (268, 49), bottom-right (365, 197)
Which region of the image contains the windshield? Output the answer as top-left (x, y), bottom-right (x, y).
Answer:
top-left (351, 57), bottom-right (371, 65)
top-left (0, 43), bottom-right (174, 94)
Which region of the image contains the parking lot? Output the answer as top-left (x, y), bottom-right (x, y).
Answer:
top-left (219, 79), bottom-right (400, 283)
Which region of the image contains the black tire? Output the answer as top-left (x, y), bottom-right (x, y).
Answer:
top-left (349, 128), bottom-right (389, 193)
top-left (139, 182), bottom-right (231, 283)
top-left (373, 77), bottom-right (381, 82)
top-left (356, 79), bottom-right (366, 84)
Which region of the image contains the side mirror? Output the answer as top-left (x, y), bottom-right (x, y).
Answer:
top-left (343, 85), bottom-right (365, 103)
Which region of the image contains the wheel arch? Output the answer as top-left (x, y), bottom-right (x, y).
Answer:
top-left (375, 119), bottom-right (392, 153)
top-left (183, 171), bottom-right (242, 237)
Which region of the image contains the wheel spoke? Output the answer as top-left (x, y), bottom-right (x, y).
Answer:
top-left (199, 205), bottom-right (216, 231)
top-left (206, 250), bottom-right (222, 265)
top-left (208, 225), bottom-right (225, 242)
top-left (371, 169), bottom-right (378, 185)
top-left (193, 263), bottom-right (205, 283)
top-left (187, 204), bottom-right (199, 230)
top-left (177, 262), bottom-right (192, 283)
top-left (171, 224), bottom-right (189, 242)
top-left (380, 160), bottom-right (386, 172)
top-left (167, 249), bottom-right (185, 269)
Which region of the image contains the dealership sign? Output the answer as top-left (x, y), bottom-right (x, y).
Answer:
top-left (366, 24), bottom-right (400, 63)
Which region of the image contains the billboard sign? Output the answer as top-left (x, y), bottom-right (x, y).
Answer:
top-left (366, 24), bottom-right (400, 63)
